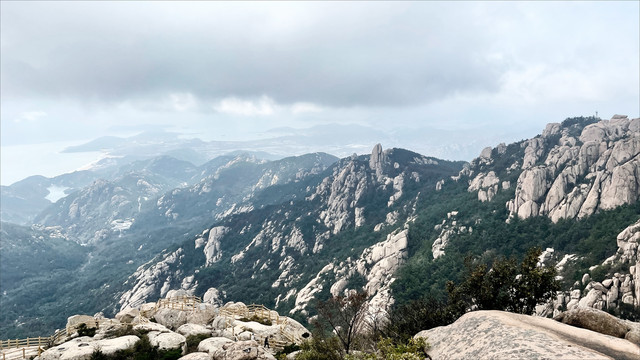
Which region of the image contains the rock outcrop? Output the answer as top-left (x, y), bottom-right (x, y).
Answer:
top-left (415, 310), bottom-right (640, 360)
top-left (211, 340), bottom-right (276, 360)
top-left (537, 219), bottom-right (640, 316)
top-left (431, 211), bottom-right (472, 259)
top-left (554, 307), bottom-right (630, 339)
top-left (291, 228), bottom-right (409, 317)
top-left (39, 335), bottom-right (140, 360)
top-left (503, 116), bottom-right (640, 222)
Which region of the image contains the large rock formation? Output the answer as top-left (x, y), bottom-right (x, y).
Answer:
top-left (415, 310), bottom-right (640, 360)
top-left (464, 116), bottom-right (639, 223)
top-left (505, 116), bottom-right (640, 222)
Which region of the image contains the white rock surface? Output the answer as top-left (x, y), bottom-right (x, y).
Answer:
top-left (119, 248), bottom-right (185, 310)
top-left (292, 229), bottom-right (409, 318)
top-left (204, 227), bottom-right (228, 266)
top-left (153, 308), bottom-right (189, 330)
top-left (197, 337), bottom-right (233, 354)
top-left (211, 340), bottom-right (275, 360)
top-left (416, 310), bottom-right (640, 360)
top-left (176, 323), bottom-right (211, 337)
top-left (505, 117), bottom-right (640, 222)
top-left (203, 287), bottom-right (224, 306)
top-left (38, 336), bottom-right (139, 360)
top-left (148, 331), bottom-right (187, 354)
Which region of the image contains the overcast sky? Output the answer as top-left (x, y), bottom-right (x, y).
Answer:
top-left (1, 1), bottom-right (639, 183)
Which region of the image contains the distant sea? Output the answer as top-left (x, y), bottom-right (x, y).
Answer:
top-left (1, 141), bottom-right (102, 186)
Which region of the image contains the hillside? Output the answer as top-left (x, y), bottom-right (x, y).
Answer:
top-left (1, 115), bottom-right (639, 341)
top-left (118, 115), bottom-right (640, 325)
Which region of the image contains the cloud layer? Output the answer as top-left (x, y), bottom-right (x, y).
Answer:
top-left (1, 1), bottom-right (638, 150)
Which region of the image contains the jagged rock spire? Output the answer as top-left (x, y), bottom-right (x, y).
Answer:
top-left (369, 143), bottom-right (385, 177)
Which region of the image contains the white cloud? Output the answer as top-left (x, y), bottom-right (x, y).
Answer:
top-left (213, 96), bottom-right (277, 116)
top-left (211, 96), bottom-right (324, 117)
top-left (169, 92), bottom-right (197, 112)
top-left (14, 111), bottom-right (47, 123)
top-left (291, 102), bottom-right (323, 115)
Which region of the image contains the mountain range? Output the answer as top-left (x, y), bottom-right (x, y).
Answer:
top-left (1, 114), bottom-right (639, 340)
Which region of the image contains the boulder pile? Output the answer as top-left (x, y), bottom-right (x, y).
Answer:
top-left (36, 291), bottom-right (309, 360)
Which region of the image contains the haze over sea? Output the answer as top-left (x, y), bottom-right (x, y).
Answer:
top-left (1, 141), bottom-right (102, 186)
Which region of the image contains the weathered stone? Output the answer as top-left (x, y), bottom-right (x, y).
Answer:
top-left (178, 353), bottom-right (212, 360)
top-left (578, 288), bottom-right (602, 309)
top-left (66, 315), bottom-right (96, 332)
top-left (39, 336), bottom-right (139, 360)
top-left (204, 227), bottom-right (228, 266)
top-left (607, 285), bottom-right (619, 309)
top-left (148, 331), bottom-right (187, 354)
top-left (176, 323), bottom-right (211, 337)
top-left (212, 340), bottom-right (276, 360)
top-left (115, 308), bottom-right (139, 324)
top-left (505, 116), bottom-right (639, 223)
top-left (198, 337), bottom-right (233, 354)
top-left (592, 282), bottom-right (608, 293)
top-left (625, 330), bottom-right (640, 346)
top-left (153, 308), bottom-right (189, 330)
top-left (416, 311), bottom-right (639, 360)
top-left (286, 351), bottom-right (302, 360)
top-left (133, 321), bottom-right (171, 333)
top-left (555, 307), bottom-right (629, 338)
top-left (187, 303), bottom-right (218, 325)
top-left (369, 143), bottom-right (385, 178)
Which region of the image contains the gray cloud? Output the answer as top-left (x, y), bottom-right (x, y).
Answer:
top-left (0, 1), bottom-right (638, 160)
top-left (1, 2), bottom-right (518, 107)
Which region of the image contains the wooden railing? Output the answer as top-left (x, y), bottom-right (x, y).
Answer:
top-left (0, 337), bottom-right (48, 359)
top-left (1, 315), bottom-right (149, 358)
top-left (155, 295), bottom-right (202, 311)
top-left (0, 346), bottom-right (44, 360)
top-left (218, 303), bottom-right (305, 351)
top-left (1, 298), bottom-right (300, 357)
top-left (0, 337), bottom-right (48, 350)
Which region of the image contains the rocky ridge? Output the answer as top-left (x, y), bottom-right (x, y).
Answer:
top-left (118, 145), bottom-right (463, 321)
top-left (465, 115), bottom-right (639, 222)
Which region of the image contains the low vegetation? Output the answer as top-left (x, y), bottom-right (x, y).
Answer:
top-left (298, 247), bottom-right (560, 359)
top-left (89, 334), bottom-right (182, 360)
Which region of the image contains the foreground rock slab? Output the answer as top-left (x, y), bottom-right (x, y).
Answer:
top-left (38, 335), bottom-right (139, 360)
top-left (415, 310), bottom-right (640, 360)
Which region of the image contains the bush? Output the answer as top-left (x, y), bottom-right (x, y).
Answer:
top-left (295, 336), bottom-right (344, 360)
top-left (387, 247), bottom-right (561, 340)
top-left (448, 247), bottom-right (561, 315)
top-left (239, 314), bottom-right (273, 326)
top-left (275, 343), bottom-right (301, 359)
top-left (387, 297), bottom-right (457, 342)
top-left (351, 337), bottom-right (430, 360)
top-left (296, 336), bottom-right (431, 360)
top-left (87, 335), bottom-right (182, 360)
top-left (185, 333), bottom-right (211, 353)
top-left (90, 349), bottom-right (109, 360)
top-left (77, 323), bottom-right (97, 337)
